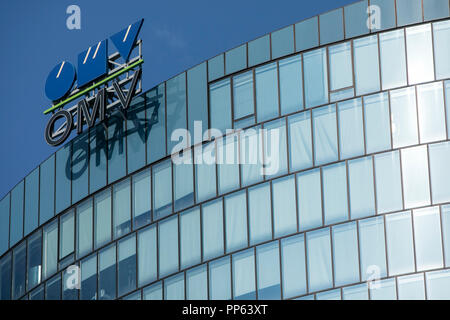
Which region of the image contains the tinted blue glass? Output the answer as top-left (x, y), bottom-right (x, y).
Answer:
top-left (313, 105), bottom-right (338, 165)
top-left (30, 286), bottom-right (44, 300)
top-left (279, 55), bottom-right (303, 115)
top-left (364, 92), bottom-right (391, 154)
top-left (255, 63), bottom-right (279, 122)
top-left (307, 228), bottom-right (332, 292)
top-left (240, 126), bottom-right (263, 187)
top-left (271, 26), bottom-right (294, 59)
top-left (317, 289), bottom-right (341, 300)
top-left (225, 45), bottom-right (247, 75)
top-left (60, 210), bottom-right (74, 259)
top-left (354, 35), bottom-right (380, 96)
top-left (248, 183), bottom-right (272, 245)
top-left (338, 98), bottom-right (364, 159)
top-left (152, 159), bottom-right (172, 220)
top-left (186, 265), bottom-right (207, 300)
top-left (127, 96), bottom-right (146, 174)
top-left (94, 189), bottom-right (112, 249)
top-left (288, 112), bottom-right (312, 171)
top-left (233, 249), bottom-right (256, 300)
top-left (45, 274), bottom-right (61, 300)
top-left (434, 21), bottom-right (450, 80)
top-left (330, 87), bottom-right (355, 103)
top-left (210, 79), bottom-right (232, 132)
top-left (370, 278), bottom-right (396, 300)
top-left (348, 157), bottom-right (375, 219)
top-left (195, 143), bottom-right (217, 203)
top-left (202, 199), bottom-right (224, 261)
top-left (429, 142), bottom-right (450, 204)
top-left (113, 178), bottom-right (131, 239)
top-left (225, 191), bottom-right (248, 253)
top-left (146, 84), bottom-right (167, 163)
top-left (248, 35), bottom-right (270, 67)
top-left (209, 257), bottom-right (231, 300)
top-left (180, 208), bottom-right (201, 269)
top-left (0, 194), bottom-right (10, 255)
top-left (173, 151), bottom-right (194, 212)
top-left (55, 144), bottom-right (71, 214)
top-left (406, 24), bottom-right (434, 85)
top-left (233, 71), bottom-right (254, 120)
top-left (264, 118), bottom-right (287, 178)
top-left (319, 8), bottom-right (344, 45)
top-left (62, 265), bottom-right (78, 300)
top-left (187, 63), bottom-right (208, 141)
top-left (118, 235), bottom-right (136, 297)
top-left (272, 176), bottom-right (297, 238)
top-left (164, 273), bottom-right (185, 300)
top-left (99, 245), bottom-right (116, 300)
top-left (12, 243), bottom-right (26, 299)
top-left (374, 151), bottom-right (403, 214)
top-left (107, 112), bottom-right (126, 184)
top-left (208, 54), bottom-right (224, 81)
top-left (424, 0), bottom-right (449, 21)
top-left (323, 162), bottom-right (348, 225)
top-left (426, 270), bottom-right (450, 299)
top-left (398, 274), bottom-right (425, 300)
top-left (380, 30), bottom-right (407, 90)
top-left (217, 134), bottom-right (240, 194)
top-left (295, 17), bottom-right (319, 52)
top-left (332, 222), bottom-right (360, 286)
top-left (10, 181), bottom-right (24, 246)
top-left (166, 73), bottom-right (187, 153)
top-left (138, 225), bottom-right (157, 287)
top-left (159, 216), bottom-right (179, 278)
top-left (143, 281), bottom-right (162, 300)
top-left (441, 205), bottom-right (450, 267)
top-left (281, 234), bottom-right (307, 298)
top-left (71, 132), bottom-right (89, 204)
top-left (298, 168), bottom-right (322, 231)
top-left (329, 42), bottom-right (353, 91)
top-left (79, 256), bottom-right (96, 300)
top-left (132, 169), bottom-right (151, 229)
top-left (396, 0), bottom-right (422, 26)
top-left (390, 87), bottom-right (419, 148)
top-left (0, 253), bottom-right (12, 300)
top-left (77, 199), bottom-right (93, 259)
top-left (417, 82), bottom-right (446, 144)
top-left (89, 125), bottom-right (107, 194)
top-left (43, 221), bottom-right (58, 280)
top-left (303, 48), bottom-right (328, 107)
top-left (344, 0), bottom-right (369, 38)
top-left (343, 283), bottom-right (368, 300)
top-left (370, 0), bottom-right (396, 31)
top-left (24, 168), bottom-right (39, 236)
top-left (257, 242), bottom-right (281, 300)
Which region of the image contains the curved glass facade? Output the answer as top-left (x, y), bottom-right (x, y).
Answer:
top-left (2, 0), bottom-right (450, 300)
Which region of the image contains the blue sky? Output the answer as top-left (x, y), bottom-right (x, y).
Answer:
top-left (0, 0), bottom-right (356, 199)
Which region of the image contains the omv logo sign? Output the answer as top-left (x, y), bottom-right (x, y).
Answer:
top-left (44, 19), bottom-right (144, 146)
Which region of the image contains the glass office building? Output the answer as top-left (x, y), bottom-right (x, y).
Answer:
top-left (3, 0), bottom-right (450, 300)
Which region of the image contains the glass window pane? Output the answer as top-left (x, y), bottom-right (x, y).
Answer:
top-left (380, 30), bottom-right (407, 90)
top-left (319, 9), bottom-right (344, 45)
top-left (118, 235), bottom-right (136, 297)
top-left (225, 45), bottom-right (246, 75)
top-left (60, 210), bottom-right (74, 259)
top-left (390, 87), bottom-right (419, 149)
top-left (401, 146), bottom-right (431, 209)
top-left (332, 222), bottom-right (360, 286)
top-left (358, 216), bottom-right (387, 281)
top-left (348, 157), bottom-right (375, 219)
top-left (248, 183), bottom-right (272, 246)
top-left (94, 189), bottom-right (112, 249)
top-left (146, 84), bottom-right (166, 163)
top-left (304, 48), bottom-right (329, 107)
top-left (158, 216), bottom-right (179, 278)
top-left (306, 228), bottom-right (333, 292)
top-left (12, 243), bottom-right (26, 299)
top-left (271, 25), bottom-right (294, 59)
top-left (313, 105), bottom-right (338, 166)
top-left (210, 79), bottom-right (232, 132)
top-left (77, 200), bottom-right (93, 259)
top-left (364, 92), bottom-right (391, 154)
top-left (173, 151), bottom-right (194, 212)
top-left (143, 282), bottom-right (162, 300)
top-left (132, 169), bottom-right (151, 229)
top-left (180, 208), bottom-right (201, 269)
top-left (166, 72), bottom-right (187, 152)
top-left (81, 254), bottom-right (97, 300)
top-left (99, 245), bottom-right (116, 300)
top-left (406, 24), bottom-right (435, 85)
top-left (329, 42), bottom-right (353, 91)
top-left (187, 63), bottom-right (208, 142)
top-left (208, 54), bottom-right (224, 82)
top-left (398, 273), bottom-right (425, 300)
top-left (40, 155), bottom-right (55, 225)
top-left (209, 257), bottom-right (231, 300)
top-left (385, 211), bottom-right (415, 276)
top-left (255, 63), bottom-right (279, 122)
top-left (317, 289), bottom-right (342, 300)
top-left (107, 112), bottom-right (126, 184)
top-left (29, 285), bottom-right (44, 300)
top-left (127, 96), bottom-right (146, 174)
top-left (330, 87), bottom-right (355, 103)
top-left (152, 160), bottom-right (172, 220)
top-left (62, 265), bottom-right (79, 300)
top-left (281, 234), bottom-right (307, 299)
top-left (298, 169), bottom-right (322, 231)
top-left (272, 176), bottom-right (297, 238)
top-left (323, 163), bottom-right (348, 225)
top-left (413, 207), bottom-right (443, 271)
top-left (0, 253), bottom-right (11, 300)
top-left (424, 0), bottom-right (449, 21)
top-left (113, 179), bottom-right (131, 239)
top-left (370, 278), bottom-right (396, 300)
top-left (369, 0), bottom-right (396, 31)
top-left (233, 249), bottom-right (256, 300)
top-left (43, 220), bottom-right (58, 280)
top-left (24, 168), bottom-right (39, 236)
top-left (195, 143), bottom-right (217, 203)
top-left (344, 0), bottom-right (369, 38)
top-left (55, 144), bottom-right (71, 214)
top-left (295, 17), bottom-right (319, 52)
top-left (138, 225), bottom-right (157, 287)
top-left (264, 118), bottom-right (287, 178)
top-left (343, 283), bottom-right (368, 300)
top-left (396, 0), bottom-right (422, 26)
top-left (279, 55), bottom-right (303, 115)
top-left (338, 98), bottom-right (364, 159)
top-left (10, 182), bottom-right (24, 249)
top-left (374, 151), bottom-right (403, 214)
top-left (0, 195), bottom-right (10, 255)
top-left (217, 134), bottom-right (240, 195)
top-left (248, 35), bottom-right (270, 67)
top-left (123, 291), bottom-right (141, 300)
top-left (434, 21), bottom-right (450, 80)
top-left (164, 274), bottom-right (185, 300)
top-left (45, 274), bottom-right (61, 300)
top-left (417, 82), bottom-right (446, 144)
top-left (202, 199), bottom-right (224, 261)
top-left (288, 111), bottom-right (313, 171)
top-left (186, 265), bottom-right (207, 300)
top-left (257, 242), bottom-right (281, 300)
top-left (240, 126), bottom-right (263, 187)
top-left (426, 269), bottom-right (450, 299)
top-left (27, 232), bottom-right (42, 291)
top-left (89, 125), bottom-right (107, 194)
top-left (225, 191), bottom-right (248, 253)
top-left (429, 142), bottom-right (450, 204)
top-left (354, 35), bottom-right (380, 96)
top-left (441, 205), bottom-right (450, 267)
top-left (233, 71), bottom-right (254, 120)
